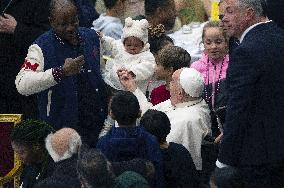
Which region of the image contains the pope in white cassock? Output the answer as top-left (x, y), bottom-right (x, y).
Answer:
top-left (118, 67), bottom-right (211, 171)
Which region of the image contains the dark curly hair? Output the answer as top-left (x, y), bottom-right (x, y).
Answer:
top-left (140, 110), bottom-right (171, 143)
top-left (110, 91), bottom-right (140, 126)
top-left (156, 46), bottom-right (191, 71)
top-left (10, 119), bottom-right (54, 146)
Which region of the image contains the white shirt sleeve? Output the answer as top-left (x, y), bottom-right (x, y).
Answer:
top-left (133, 88), bottom-right (153, 114)
top-left (15, 44), bottom-right (57, 96)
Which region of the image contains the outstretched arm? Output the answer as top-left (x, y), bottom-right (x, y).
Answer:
top-left (15, 44), bottom-right (84, 96)
top-left (118, 69), bottom-right (153, 114)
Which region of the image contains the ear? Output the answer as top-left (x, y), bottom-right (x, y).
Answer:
top-left (246, 7), bottom-right (256, 21)
top-left (125, 17), bottom-right (133, 27)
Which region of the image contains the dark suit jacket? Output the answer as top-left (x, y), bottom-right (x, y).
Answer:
top-left (219, 21), bottom-right (284, 167)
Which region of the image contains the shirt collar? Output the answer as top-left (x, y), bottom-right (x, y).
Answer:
top-left (173, 98), bottom-right (203, 109)
top-left (239, 20), bottom-right (272, 43)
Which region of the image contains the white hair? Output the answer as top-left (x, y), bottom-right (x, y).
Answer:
top-left (45, 131), bottom-right (82, 162)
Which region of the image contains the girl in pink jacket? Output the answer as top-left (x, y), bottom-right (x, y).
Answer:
top-left (191, 21), bottom-right (229, 139)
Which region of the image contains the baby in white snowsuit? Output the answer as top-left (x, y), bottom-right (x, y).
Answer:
top-left (101, 17), bottom-right (156, 94)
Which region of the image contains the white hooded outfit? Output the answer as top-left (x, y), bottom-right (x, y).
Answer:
top-left (101, 17), bottom-right (156, 93)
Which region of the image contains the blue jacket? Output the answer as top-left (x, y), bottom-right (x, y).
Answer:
top-left (34, 28), bottom-right (108, 136)
top-left (97, 126), bottom-right (164, 187)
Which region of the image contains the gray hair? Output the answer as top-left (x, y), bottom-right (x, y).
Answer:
top-left (238, 0), bottom-right (264, 17)
top-left (45, 131), bottom-right (82, 162)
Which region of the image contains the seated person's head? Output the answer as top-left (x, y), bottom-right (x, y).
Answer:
top-left (145, 0), bottom-right (177, 31)
top-left (110, 91), bottom-right (141, 126)
top-left (122, 17), bottom-right (149, 55)
top-left (49, 0), bottom-right (80, 46)
top-left (45, 128), bottom-right (82, 162)
top-left (140, 110), bottom-right (171, 144)
top-left (155, 46), bottom-right (191, 81)
top-left (170, 68), bottom-right (204, 105)
top-left (77, 147), bottom-right (115, 188)
top-left (202, 21), bottom-right (229, 61)
top-left (148, 24), bottom-right (174, 55)
top-left (10, 119), bottom-right (54, 164)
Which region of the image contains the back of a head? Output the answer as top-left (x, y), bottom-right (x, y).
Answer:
top-left (45, 128), bottom-right (82, 162)
top-left (140, 110), bottom-right (171, 143)
top-left (148, 24), bottom-right (174, 54)
top-left (10, 119), bottom-right (54, 146)
top-left (103, 0), bottom-right (119, 9)
top-left (156, 46), bottom-right (191, 71)
top-left (110, 91), bottom-right (140, 126)
top-left (77, 146), bottom-right (114, 188)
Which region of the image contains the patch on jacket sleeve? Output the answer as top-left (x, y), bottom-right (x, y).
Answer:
top-left (21, 59), bottom-right (39, 71)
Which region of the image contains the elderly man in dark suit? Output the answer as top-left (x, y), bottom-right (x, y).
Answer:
top-left (215, 0), bottom-right (284, 187)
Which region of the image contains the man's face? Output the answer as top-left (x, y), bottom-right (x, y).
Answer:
top-left (50, 5), bottom-right (79, 45)
top-left (222, 0), bottom-right (250, 38)
top-left (12, 142), bottom-right (37, 164)
top-left (160, 0), bottom-right (177, 31)
top-left (219, 1), bottom-right (230, 35)
top-left (169, 69), bottom-right (182, 105)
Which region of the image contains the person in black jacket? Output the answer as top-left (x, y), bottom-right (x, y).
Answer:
top-left (10, 119), bottom-right (55, 188)
top-left (141, 109), bottom-right (199, 188)
top-left (216, 0), bottom-right (284, 187)
top-left (0, 0), bottom-right (51, 118)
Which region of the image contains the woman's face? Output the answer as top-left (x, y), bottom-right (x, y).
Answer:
top-left (203, 27), bottom-right (228, 61)
top-left (12, 142), bottom-right (40, 164)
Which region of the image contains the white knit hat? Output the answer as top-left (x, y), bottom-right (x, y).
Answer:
top-left (179, 68), bottom-right (204, 97)
top-left (122, 17), bottom-right (149, 44)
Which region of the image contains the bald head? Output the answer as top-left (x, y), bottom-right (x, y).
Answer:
top-left (45, 128), bottom-right (82, 162)
top-left (49, 0), bottom-right (77, 19)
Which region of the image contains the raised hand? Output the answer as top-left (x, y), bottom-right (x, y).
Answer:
top-left (117, 69), bottom-right (137, 92)
top-left (63, 55), bottom-right (85, 76)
